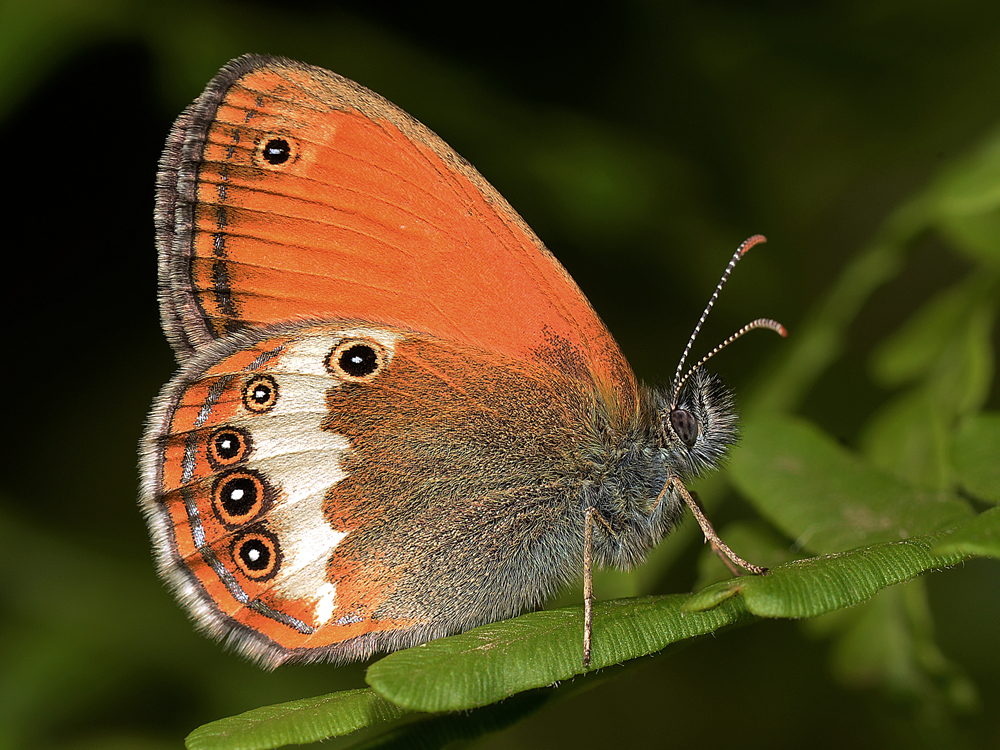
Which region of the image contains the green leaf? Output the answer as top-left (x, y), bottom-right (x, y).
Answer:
top-left (825, 583), bottom-right (979, 713)
top-left (685, 532), bottom-right (966, 618)
top-left (185, 688), bottom-right (410, 750)
top-left (729, 413), bottom-right (974, 554)
top-left (859, 387), bottom-right (954, 491)
top-left (868, 276), bottom-right (996, 388)
top-left (365, 596), bottom-right (751, 713)
top-left (928, 125), bottom-right (1000, 267)
top-left (932, 506), bottom-right (1000, 558)
top-left (952, 413), bottom-right (1000, 504)
top-left (348, 686), bottom-right (568, 750)
top-left (353, 516), bottom-right (978, 739)
top-left (861, 280), bottom-right (997, 488)
top-left (745, 239), bottom-right (907, 416)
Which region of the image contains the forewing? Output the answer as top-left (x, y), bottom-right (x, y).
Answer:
top-left (157, 54), bottom-right (636, 415)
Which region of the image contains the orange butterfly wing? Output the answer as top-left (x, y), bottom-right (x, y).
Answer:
top-left (157, 54), bottom-right (635, 414)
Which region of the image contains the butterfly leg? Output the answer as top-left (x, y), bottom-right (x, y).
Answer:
top-left (669, 476), bottom-right (768, 576)
top-left (583, 506), bottom-right (594, 667)
top-left (582, 505), bottom-right (617, 667)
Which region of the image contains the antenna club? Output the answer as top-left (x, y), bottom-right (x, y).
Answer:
top-left (739, 234), bottom-right (767, 256)
top-left (750, 317), bottom-right (788, 338)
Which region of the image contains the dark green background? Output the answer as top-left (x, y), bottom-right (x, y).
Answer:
top-left (2, 1), bottom-right (998, 748)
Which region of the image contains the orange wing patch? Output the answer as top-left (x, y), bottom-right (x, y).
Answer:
top-left (157, 55), bottom-right (636, 419)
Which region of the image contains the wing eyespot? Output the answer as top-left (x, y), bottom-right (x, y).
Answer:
top-left (231, 530), bottom-right (281, 580)
top-left (258, 136), bottom-right (295, 166)
top-left (211, 468), bottom-right (273, 527)
top-left (243, 375), bottom-right (279, 413)
top-left (325, 339), bottom-right (386, 382)
top-left (207, 426), bottom-right (253, 468)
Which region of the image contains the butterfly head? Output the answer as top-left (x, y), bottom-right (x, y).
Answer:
top-left (657, 367), bottom-right (738, 477)
top-left (655, 235), bottom-right (787, 479)
top-left (654, 367), bottom-right (738, 479)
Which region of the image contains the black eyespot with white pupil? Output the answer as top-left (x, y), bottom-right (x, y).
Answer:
top-left (325, 339), bottom-right (386, 382)
top-left (207, 426), bottom-right (252, 467)
top-left (670, 408), bottom-right (699, 447)
top-left (220, 475), bottom-right (257, 515)
top-left (262, 138), bottom-right (291, 165)
top-left (340, 345), bottom-right (378, 376)
top-left (212, 469), bottom-right (272, 527)
top-left (232, 530), bottom-right (281, 580)
top-left (243, 375), bottom-right (278, 413)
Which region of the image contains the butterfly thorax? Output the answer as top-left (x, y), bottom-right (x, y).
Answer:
top-left (581, 367), bottom-right (737, 571)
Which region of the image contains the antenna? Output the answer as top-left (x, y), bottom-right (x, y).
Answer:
top-left (671, 235), bottom-right (786, 402)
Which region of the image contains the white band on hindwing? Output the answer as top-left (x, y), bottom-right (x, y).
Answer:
top-left (177, 327), bottom-right (401, 632)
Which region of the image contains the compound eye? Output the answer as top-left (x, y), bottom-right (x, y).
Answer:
top-left (669, 408), bottom-right (699, 447)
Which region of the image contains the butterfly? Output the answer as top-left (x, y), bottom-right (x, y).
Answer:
top-left (140, 54), bottom-right (784, 668)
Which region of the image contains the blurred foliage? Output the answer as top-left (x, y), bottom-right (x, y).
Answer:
top-left (2, 0), bottom-right (999, 748)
